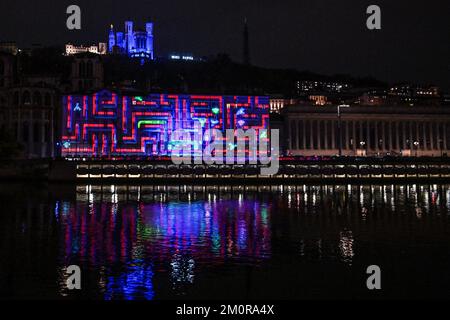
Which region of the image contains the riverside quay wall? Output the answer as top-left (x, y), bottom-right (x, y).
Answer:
top-left (37, 157), bottom-right (450, 184)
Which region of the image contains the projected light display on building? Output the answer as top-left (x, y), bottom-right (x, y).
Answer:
top-left (61, 90), bottom-right (269, 157)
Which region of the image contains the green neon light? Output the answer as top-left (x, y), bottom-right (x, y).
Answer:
top-left (212, 107), bottom-right (220, 114)
top-left (135, 96), bottom-right (144, 102)
top-left (138, 120), bottom-right (166, 128)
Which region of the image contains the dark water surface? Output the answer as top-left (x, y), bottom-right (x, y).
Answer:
top-left (1, 183), bottom-right (450, 300)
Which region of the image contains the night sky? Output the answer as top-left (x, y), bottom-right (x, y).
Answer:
top-left (0, 0), bottom-right (448, 90)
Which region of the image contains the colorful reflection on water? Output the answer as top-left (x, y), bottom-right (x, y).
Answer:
top-left (56, 187), bottom-right (271, 299)
top-left (1, 184), bottom-right (450, 299)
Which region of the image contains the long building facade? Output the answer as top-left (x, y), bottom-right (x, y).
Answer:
top-left (283, 105), bottom-right (450, 157)
top-left (61, 90), bottom-right (269, 157)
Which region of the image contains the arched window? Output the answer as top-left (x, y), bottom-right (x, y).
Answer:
top-left (33, 91), bottom-right (42, 106)
top-left (44, 93), bottom-right (51, 106)
top-left (13, 122), bottom-right (18, 139)
top-left (33, 122), bottom-right (40, 143)
top-left (86, 61), bottom-right (93, 78)
top-left (44, 123), bottom-right (50, 143)
top-left (22, 122), bottom-right (29, 142)
top-left (13, 91), bottom-right (19, 105)
top-left (79, 61), bottom-right (86, 77)
top-left (23, 91), bottom-right (31, 105)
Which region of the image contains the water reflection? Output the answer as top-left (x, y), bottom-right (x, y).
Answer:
top-left (339, 230), bottom-right (355, 265)
top-left (103, 262), bottom-right (154, 300)
top-left (56, 188), bottom-right (272, 298)
top-left (1, 183), bottom-right (450, 299)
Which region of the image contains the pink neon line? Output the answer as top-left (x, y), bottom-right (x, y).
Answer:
top-left (66, 96), bottom-right (71, 129)
top-left (122, 97), bottom-right (127, 131)
top-left (82, 96), bottom-right (87, 118)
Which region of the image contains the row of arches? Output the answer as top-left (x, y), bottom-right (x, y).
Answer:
top-left (78, 61), bottom-right (94, 78)
top-left (15, 121), bottom-right (51, 143)
top-left (11, 90), bottom-right (54, 106)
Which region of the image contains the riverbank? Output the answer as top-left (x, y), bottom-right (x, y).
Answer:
top-left (1, 157), bottom-right (450, 184)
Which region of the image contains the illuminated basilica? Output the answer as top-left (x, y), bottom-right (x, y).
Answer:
top-left (108, 21), bottom-right (154, 60)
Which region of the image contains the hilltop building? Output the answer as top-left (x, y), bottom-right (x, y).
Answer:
top-left (108, 21), bottom-right (154, 60)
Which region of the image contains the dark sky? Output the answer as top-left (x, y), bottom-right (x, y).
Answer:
top-left (0, 0), bottom-right (448, 90)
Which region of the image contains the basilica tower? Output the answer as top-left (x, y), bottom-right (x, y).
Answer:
top-left (108, 24), bottom-right (115, 53)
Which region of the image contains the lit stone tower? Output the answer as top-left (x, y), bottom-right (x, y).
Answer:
top-left (145, 22), bottom-right (154, 60)
top-left (108, 24), bottom-right (115, 53)
top-left (116, 32), bottom-right (124, 51)
top-left (125, 21), bottom-right (134, 53)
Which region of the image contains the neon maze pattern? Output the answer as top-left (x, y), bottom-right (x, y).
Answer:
top-left (61, 90), bottom-right (269, 156)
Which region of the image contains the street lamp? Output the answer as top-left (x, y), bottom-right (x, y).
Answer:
top-left (413, 141), bottom-right (419, 157)
top-left (337, 104), bottom-right (350, 156)
top-left (360, 141), bottom-right (366, 156)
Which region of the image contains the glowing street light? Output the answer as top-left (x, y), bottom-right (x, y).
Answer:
top-left (360, 141), bottom-right (366, 156)
top-left (413, 141), bottom-right (420, 157)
